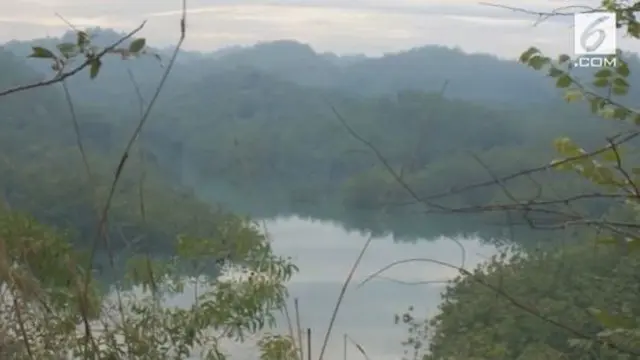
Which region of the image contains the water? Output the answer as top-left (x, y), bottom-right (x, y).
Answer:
top-left (116, 173), bottom-right (500, 358)
top-left (146, 215), bottom-right (497, 360)
top-left (265, 216), bottom-right (495, 360)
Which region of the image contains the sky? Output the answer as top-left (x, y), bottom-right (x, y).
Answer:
top-left (1, 0), bottom-right (637, 58)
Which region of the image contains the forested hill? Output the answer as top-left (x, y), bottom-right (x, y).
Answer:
top-left (0, 29), bottom-right (587, 105)
top-left (5, 8), bottom-right (640, 359)
top-left (0, 47), bottom-right (240, 255)
top-left (1, 30), bottom-right (638, 242)
top-left (7, 29), bottom-right (640, 108)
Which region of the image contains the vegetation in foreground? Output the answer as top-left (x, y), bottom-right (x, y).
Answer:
top-left (395, 2), bottom-right (640, 359)
top-left (0, 18), bottom-right (301, 360)
top-left (2, 0), bottom-right (640, 359)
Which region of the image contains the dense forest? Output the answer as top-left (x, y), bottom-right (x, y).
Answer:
top-left (2, 28), bottom-right (638, 244)
top-left (2, 1), bottom-right (640, 358)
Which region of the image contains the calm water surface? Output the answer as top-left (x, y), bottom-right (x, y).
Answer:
top-left (142, 175), bottom-right (501, 359)
top-left (160, 215), bottom-right (497, 360)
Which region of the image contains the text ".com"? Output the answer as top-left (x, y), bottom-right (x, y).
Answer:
top-left (573, 12), bottom-right (617, 68)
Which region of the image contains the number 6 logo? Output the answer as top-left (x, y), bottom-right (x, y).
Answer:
top-left (574, 12), bottom-right (616, 55)
top-left (581, 16), bottom-right (608, 52)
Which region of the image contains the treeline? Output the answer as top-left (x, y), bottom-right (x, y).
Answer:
top-left (4, 19), bottom-right (640, 360)
top-left (2, 32), bottom-right (638, 246)
top-left (145, 67), bottom-right (632, 220)
top-left (0, 48), bottom-right (240, 256)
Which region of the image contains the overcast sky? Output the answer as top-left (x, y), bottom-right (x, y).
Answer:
top-left (1, 0), bottom-right (637, 58)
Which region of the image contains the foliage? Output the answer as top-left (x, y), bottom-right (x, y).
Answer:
top-left (0, 207), bottom-right (298, 359)
top-left (409, 245), bottom-right (640, 359)
top-left (8, 2), bottom-right (640, 359)
top-left (2, 29), bottom-right (634, 235)
top-left (0, 25), bottom-right (302, 360)
top-left (258, 334), bottom-right (300, 360)
top-left (396, 1), bottom-right (640, 359)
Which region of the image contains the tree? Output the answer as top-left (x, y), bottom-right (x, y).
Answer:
top-left (0, 4), bottom-right (302, 359)
top-left (352, 1), bottom-right (640, 359)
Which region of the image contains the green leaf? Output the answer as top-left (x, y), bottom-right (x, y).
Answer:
top-left (587, 307), bottom-right (636, 329)
top-left (589, 98), bottom-right (604, 113)
top-left (634, 114), bottom-right (640, 125)
top-left (613, 77), bottom-right (629, 88)
top-left (612, 86), bottom-right (628, 95)
top-left (89, 58), bottom-right (101, 79)
top-left (548, 67), bottom-right (564, 78)
top-left (591, 166), bottom-right (615, 184)
top-left (77, 31), bottom-right (89, 48)
top-left (629, 21), bottom-right (640, 38)
top-left (28, 46), bottom-right (56, 59)
top-left (600, 147), bottom-right (620, 162)
top-left (563, 89), bottom-right (583, 102)
top-left (556, 75), bottom-right (572, 88)
top-left (613, 107), bottom-right (629, 120)
top-left (528, 55), bottom-right (549, 70)
top-left (56, 43), bottom-right (77, 58)
top-left (616, 63), bottom-right (630, 77)
top-left (558, 54), bottom-right (571, 64)
top-left (129, 38), bottom-right (146, 53)
top-left (593, 78), bottom-right (610, 87)
top-left (628, 238), bottom-right (640, 252)
top-left (595, 236), bottom-right (618, 245)
top-left (554, 137), bottom-right (583, 156)
top-left (519, 47), bottom-right (540, 63)
top-left (600, 107), bottom-right (616, 119)
top-left (594, 69), bottom-right (612, 78)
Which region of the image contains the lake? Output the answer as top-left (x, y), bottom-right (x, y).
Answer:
top-left (110, 173), bottom-right (500, 359)
top-left (156, 214), bottom-right (498, 360)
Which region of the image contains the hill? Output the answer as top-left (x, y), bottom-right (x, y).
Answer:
top-left (0, 47), bottom-right (236, 255)
top-left (1, 30), bottom-right (636, 234)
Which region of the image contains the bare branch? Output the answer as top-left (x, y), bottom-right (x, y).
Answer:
top-left (329, 104), bottom-right (468, 269)
top-left (415, 130), bottom-right (640, 205)
top-left (479, 2), bottom-right (600, 26)
top-left (92, 0), bottom-right (188, 260)
top-left (126, 68), bottom-right (148, 222)
top-left (61, 81), bottom-right (94, 186)
top-left (0, 22), bottom-right (146, 98)
top-left (360, 256), bottom-right (640, 356)
top-left (55, 13), bottom-right (81, 33)
top-left (606, 136), bottom-right (640, 198)
top-left (318, 235), bottom-right (373, 360)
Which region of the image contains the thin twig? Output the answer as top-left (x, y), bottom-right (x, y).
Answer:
top-left (329, 105), bottom-right (468, 269)
top-left (414, 130), bottom-right (640, 205)
top-left (0, 22), bottom-right (146, 98)
top-left (318, 236), bottom-right (373, 360)
top-left (478, 2), bottom-right (599, 26)
top-left (61, 81), bottom-right (94, 185)
top-left (12, 297), bottom-right (33, 360)
top-left (79, 0), bottom-right (188, 348)
top-left (294, 297), bottom-right (304, 360)
top-left (360, 257), bottom-right (640, 356)
top-left (95, 0), bottom-right (187, 241)
top-left (126, 68), bottom-right (148, 222)
top-left (345, 334), bottom-right (371, 360)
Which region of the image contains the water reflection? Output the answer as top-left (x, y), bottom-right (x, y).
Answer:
top-left (124, 216), bottom-right (497, 359)
top-left (187, 178), bottom-right (559, 248)
top-left (265, 216), bottom-right (495, 360)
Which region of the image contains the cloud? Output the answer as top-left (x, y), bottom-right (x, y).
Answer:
top-left (444, 15), bottom-right (537, 27)
top-left (1, 0), bottom-right (634, 58)
top-left (139, 2), bottom-right (572, 56)
top-left (0, 16), bottom-right (131, 28)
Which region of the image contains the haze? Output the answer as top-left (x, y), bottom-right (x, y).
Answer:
top-left (3, 0), bottom-right (638, 57)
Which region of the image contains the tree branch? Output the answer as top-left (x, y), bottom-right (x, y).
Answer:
top-left (0, 22), bottom-right (146, 98)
